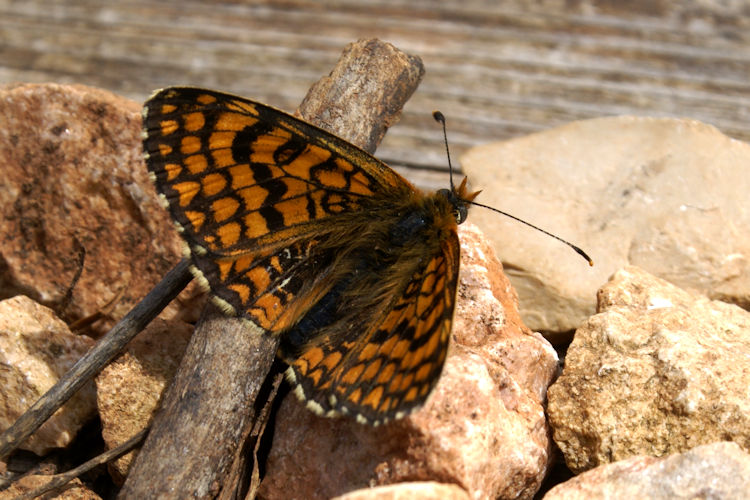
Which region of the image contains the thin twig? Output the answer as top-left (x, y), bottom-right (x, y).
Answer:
top-left (14, 428), bottom-right (149, 500)
top-left (57, 236), bottom-right (86, 317)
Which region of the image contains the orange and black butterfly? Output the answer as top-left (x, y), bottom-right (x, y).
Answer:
top-left (142, 87), bottom-right (479, 424)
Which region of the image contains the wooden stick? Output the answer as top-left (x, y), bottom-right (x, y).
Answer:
top-left (118, 38), bottom-right (424, 498)
top-left (0, 259), bottom-right (193, 460)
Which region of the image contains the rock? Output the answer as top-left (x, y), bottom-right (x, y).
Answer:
top-left (258, 223), bottom-right (558, 500)
top-left (95, 318), bottom-right (192, 484)
top-left (332, 481), bottom-right (470, 500)
top-left (0, 475), bottom-right (102, 500)
top-left (0, 83), bottom-right (192, 336)
top-left (542, 441), bottom-right (750, 500)
top-left (461, 117), bottom-right (750, 337)
top-left (0, 295), bottom-right (96, 455)
top-left (547, 266), bottom-right (750, 473)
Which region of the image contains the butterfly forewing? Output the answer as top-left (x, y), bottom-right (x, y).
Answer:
top-left (143, 87), bottom-right (466, 423)
top-left (143, 87), bottom-right (411, 256)
top-left (143, 87), bottom-right (416, 331)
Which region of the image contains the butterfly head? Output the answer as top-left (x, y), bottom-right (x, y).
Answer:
top-left (438, 176), bottom-right (481, 225)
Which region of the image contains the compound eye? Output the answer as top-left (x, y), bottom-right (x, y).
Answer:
top-left (437, 188), bottom-right (467, 224)
top-left (455, 204), bottom-right (468, 224)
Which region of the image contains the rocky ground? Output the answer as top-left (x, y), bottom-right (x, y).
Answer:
top-left (1, 83), bottom-right (748, 499)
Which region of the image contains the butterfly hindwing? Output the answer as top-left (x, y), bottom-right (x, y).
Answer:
top-left (285, 229), bottom-right (460, 423)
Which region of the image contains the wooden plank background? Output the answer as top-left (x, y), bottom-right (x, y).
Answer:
top-left (2, 0), bottom-right (749, 190)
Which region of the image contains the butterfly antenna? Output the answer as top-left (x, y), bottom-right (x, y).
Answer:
top-left (472, 200), bottom-right (593, 265)
top-left (432, 110), bottom-right (593, 267)
top-left (432, 111), bottom-right (455, 191)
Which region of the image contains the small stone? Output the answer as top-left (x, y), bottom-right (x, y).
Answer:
top-left (0, 475), bottom-right (102, 500)
top-left (0, 295), bottom-right (96, 455)
top-left (462, 117), bottom-right (750, 336)
top-left (95, 318), bottom-right (192, 484)
top-left (0, 83), bottom-right (194, 336)
top-left (547, 266), bottom-right (750, 473)
top-left (332, 481), bottom-right (470, 500)
top-left (542, 442), bottom-right (750, 500)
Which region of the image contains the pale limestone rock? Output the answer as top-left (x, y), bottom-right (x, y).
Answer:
top-left (462, 117), bottom-right (750, 336)
top-left (95, 318), bottom-right (192, 484)
top-left (259, 224), bottom-right (557, 500)
top-left (0, 83), bottom-right (194, 336)
top-left (542, 442), bottom-right (750, 500)
top-left (332, 481), bottom-right (470, 500)
top-left (0, 295), bottom-right (96, 455)
top-left (547, 266), bottom-right (750, 473)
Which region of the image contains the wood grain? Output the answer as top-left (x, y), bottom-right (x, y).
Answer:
top-left (2, 1), bottom-right (748, 191)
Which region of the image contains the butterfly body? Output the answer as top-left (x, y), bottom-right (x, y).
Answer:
top-left (142, 87), bottom-right (477, 424)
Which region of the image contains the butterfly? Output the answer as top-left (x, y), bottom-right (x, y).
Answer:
top-left (142, 87), bottom-right (479, 425)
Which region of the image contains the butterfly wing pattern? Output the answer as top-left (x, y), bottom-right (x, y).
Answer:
top-left (142, 87), bottom-right (475, 424)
